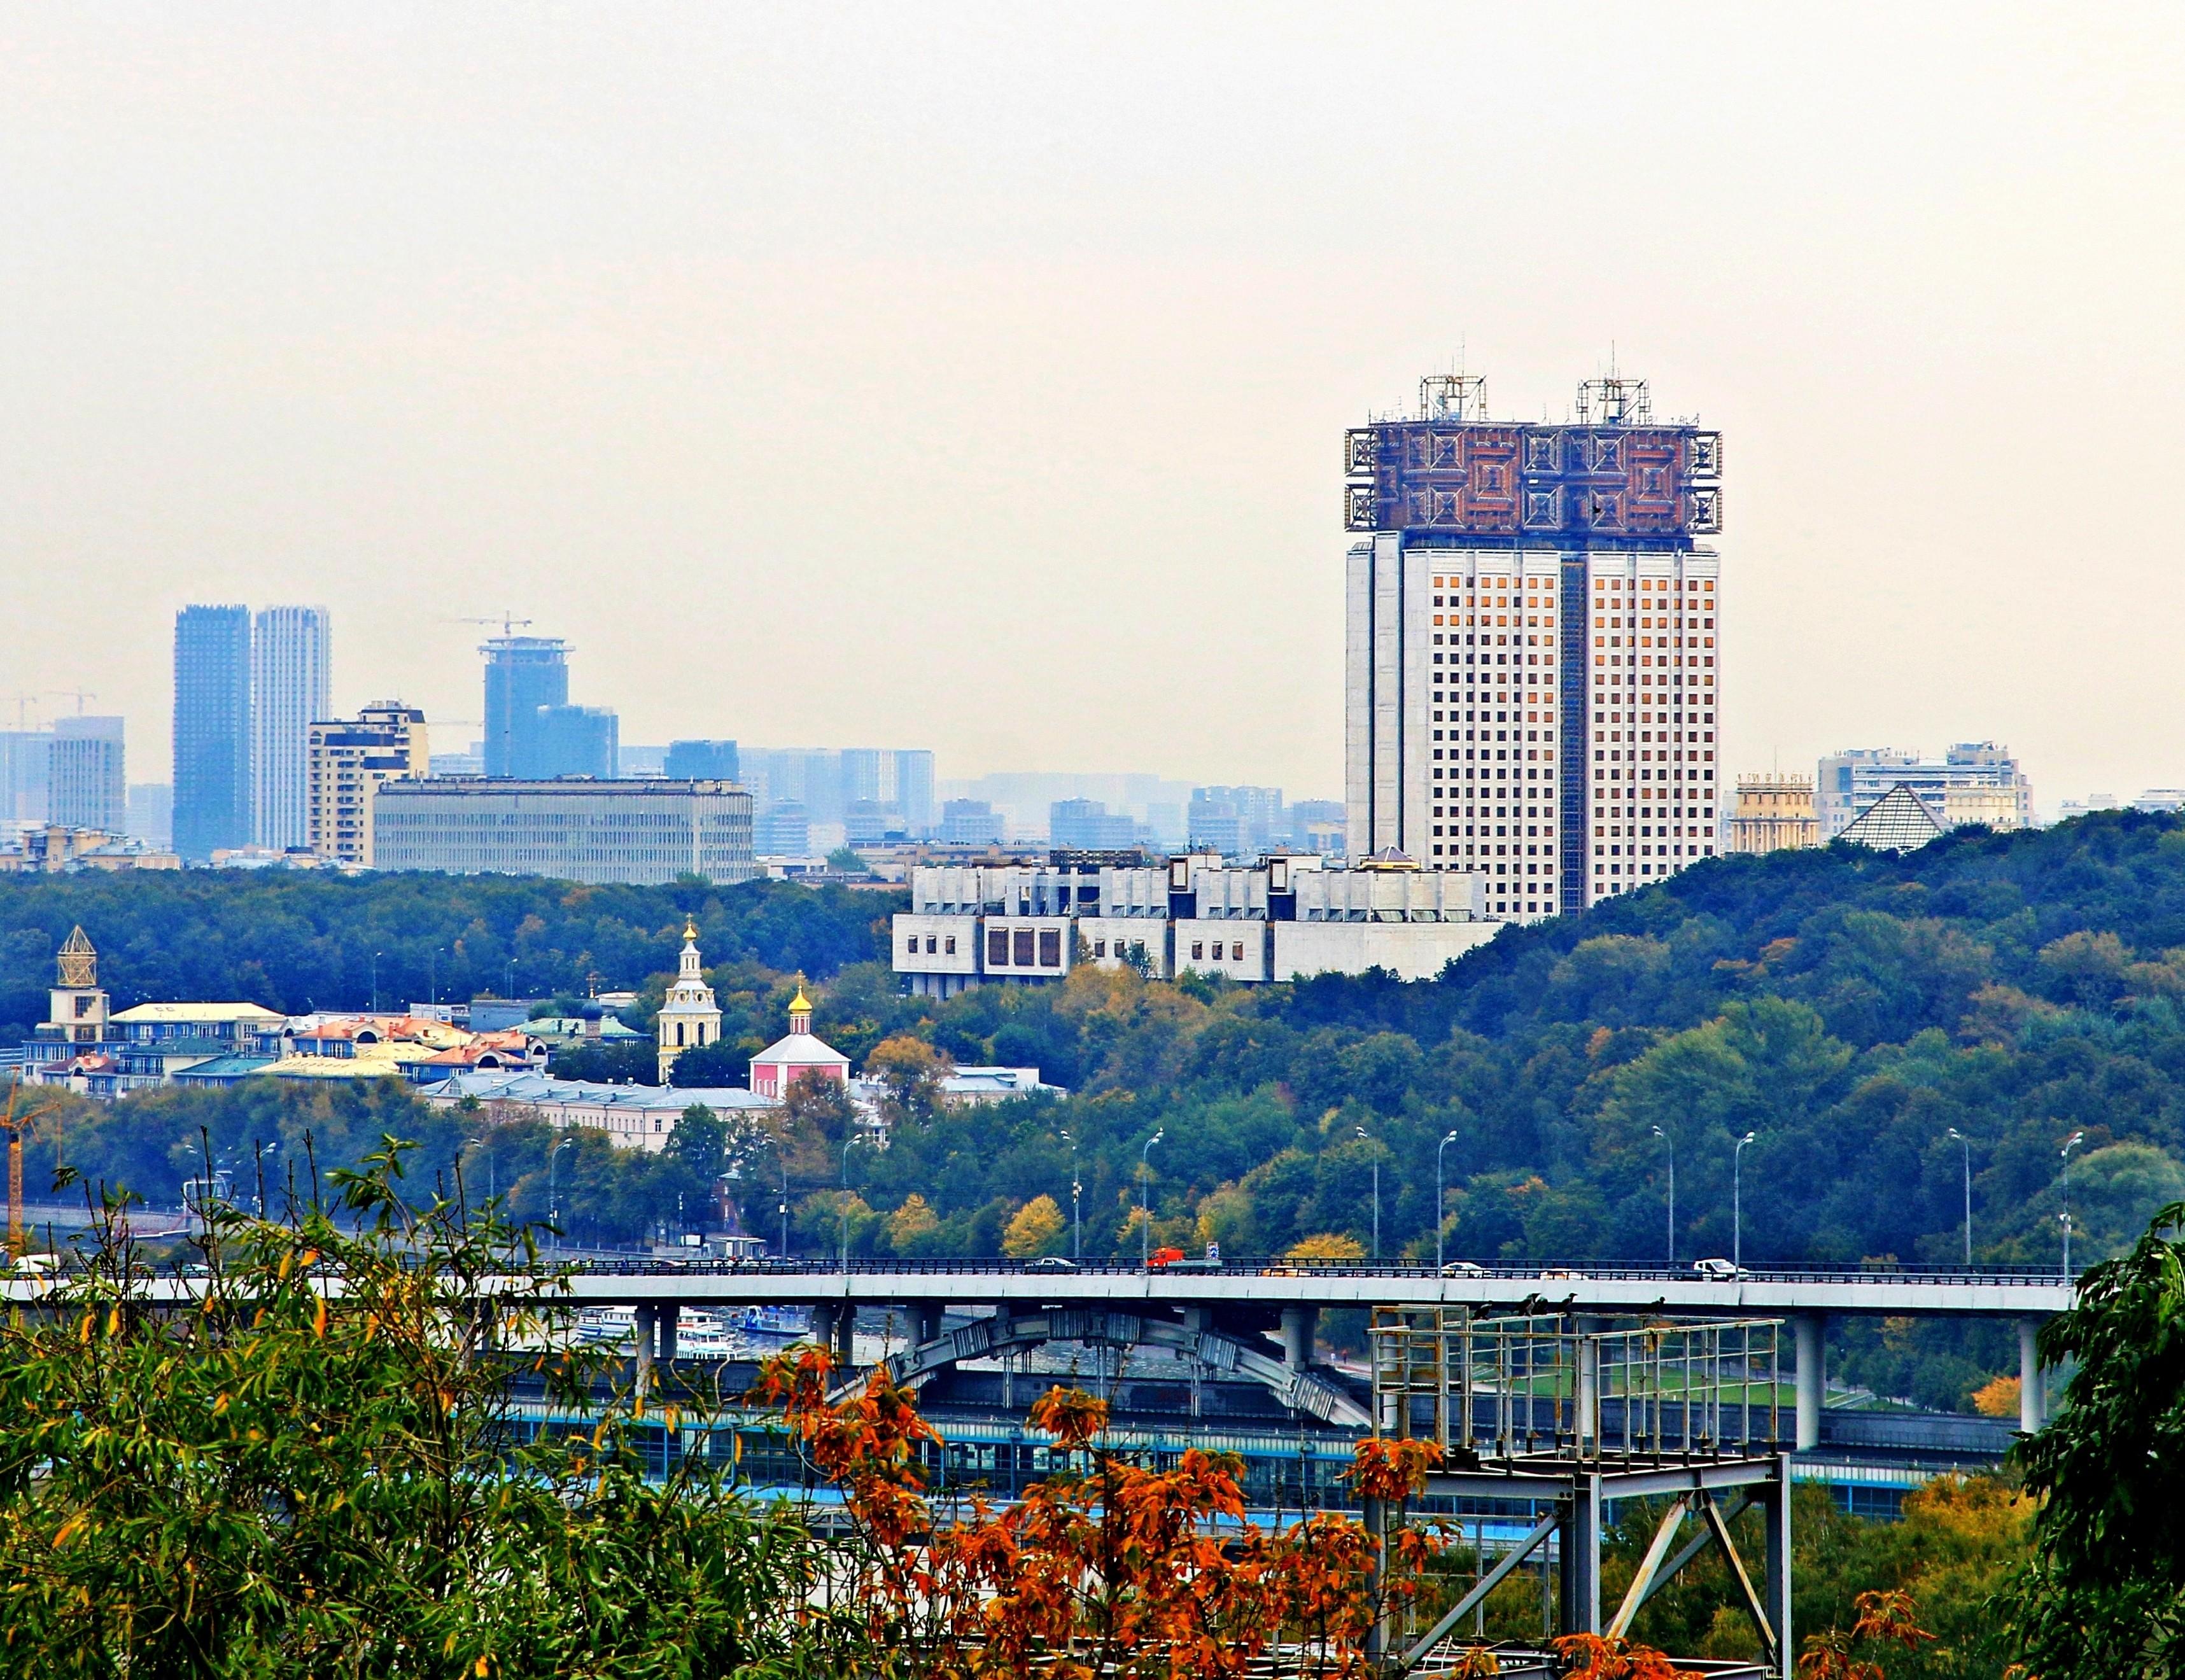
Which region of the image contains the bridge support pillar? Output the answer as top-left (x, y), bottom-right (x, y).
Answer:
top-left (1794, 1315), bottom-right (1825, 1452)
top-left (633, 1305), bottom-right (656, 1395)
top-left (810, 1304), bottom-right (836, 1360)
top-left (834, 1304), bottom-right (855, 1369)
top-left (1575, 1318), bottom-right (1603, 1450)
top-left (1183, 1307), bottom-right (1210, 1417)
top-left (1280, 1306), bottom-right (1316, 1372)
top-left (1557, 1476), bottom-right (1602, 1638)
top-left (1363, 1495), bottom-right (1393, 1665)
top-left (657, 1303), bottom-right (679, 1364)
top-left (915, 1301), bottom-right (943, 1346)
top-left (1763, 1459), bottom-right (1794, 1680)
top-left (2018, 1317), bottom-right (2044, 1433)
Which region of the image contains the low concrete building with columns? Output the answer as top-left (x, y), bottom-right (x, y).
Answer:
top-left (894, 851), bottom-right (1500, 998)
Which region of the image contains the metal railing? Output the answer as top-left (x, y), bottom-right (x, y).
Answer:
top-left (565, 1254), bottom-right (2068, 1285)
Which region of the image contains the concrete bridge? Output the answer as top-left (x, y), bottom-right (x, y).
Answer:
top-left (552, 1257), bottom-right (2075, 1443)
top-left (4, 1256), bottom-right (2070, 1445)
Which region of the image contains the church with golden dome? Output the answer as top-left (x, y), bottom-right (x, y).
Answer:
top-left (747, 980), bottom-right (850, 1099)
top-left (653, 918), bottom-right (723, 1082)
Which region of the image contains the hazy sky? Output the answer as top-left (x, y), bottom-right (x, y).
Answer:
top-left (4, 6), bottom-right (2181, 811)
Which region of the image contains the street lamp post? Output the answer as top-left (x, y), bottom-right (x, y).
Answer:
top-left (1946, 1128), bottom-right (1972, 1266)
top-left (778, 1154), bottom-right (790, 1259)
top-left (548, 1135), bottom-right (577, 1254)
top-left (253, 1140), bottom-right (279, 1218)
top-left (1061, 1128), bottom-right (1081, 1261)
top-left (1356, 1126), bottom-right (1379, 1261)
top-left (1732, 1131), bottom-right (1757, 1272)
top-left (1652, 1126), bottom-right (1675, 1264)
top-left (370, 951), bottom-right (381, 1014)
top-left (841, 1134), bottom-right (859, 1274)
top-left (1140, 1128), bottom-right (1164, 1267)
top-left (461, 1134), bottom-right (493, 1213)
top-left (1435, 1130), bottom-right (1459, 1273)
top-left (2060, 1129), bottom-right (2086, 1276)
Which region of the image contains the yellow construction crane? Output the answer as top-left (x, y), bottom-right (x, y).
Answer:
top-left (3, 1075), bottom-right (65, 1257)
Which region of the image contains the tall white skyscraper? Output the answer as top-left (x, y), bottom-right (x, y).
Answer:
top-left (251, 605), bottom-right (332, 851)
top-left (1344, 372), bottom-right (1724, 921)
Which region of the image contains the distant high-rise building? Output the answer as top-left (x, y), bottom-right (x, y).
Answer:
top-left (843, 799), bottom-right (906, 844)
top-left (309, 702), bottom-right (428, 865)
top-left (616, 745), bottom-right (670, 776)
top-left (1190, 786), bottom-right (1284, 857)
top-left (250, 605), bottom-right (331, 850)
top-left (840, 748), bottom-right (883, 808)
top-left (841, 748), bottom-right (936, 835)
top-left (1817, 745), bottom-right (2032, 838)
top-left (1051, 797), bottom-right (1139, 850)
top-left (173, 605), bottom-right (253, 860)
top-left (530, 704), bottom-right (619, 779)
top-left (893, 750), bottom-right (936, 836)
top-left (939, 798), bottom-right (1006, 846)
top-left (49, 717), bottom-right (125, 833)
top-left (1286, 799), bottom-right (1347, 857)
top-left (1344, 370), bottom-right (1725, 920)
top-left (0, 731), bottom-right (52, 823)
top-left (1727, 774), bottom-right (1819, 855)
top-left (665, 739), bottom-right (740, 781)
top-left (480, 636), bottom-right (570, 777)
top-left (741, 749), bottom-right (827, 820)
top-left (754, 800), bottom-right (810, 857)
top-left (127, 782), bottom-right (172, 848)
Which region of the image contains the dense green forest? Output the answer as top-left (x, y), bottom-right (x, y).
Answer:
top-left (0, 869), bottom-right (889, 1036)
top-left (17, 811), bottom-right (2185, 1407)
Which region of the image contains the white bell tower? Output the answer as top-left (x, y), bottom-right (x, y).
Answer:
top-left (654, 918), bottom-right (722, 1083)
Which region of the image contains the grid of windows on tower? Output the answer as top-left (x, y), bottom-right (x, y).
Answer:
top-left (1422, 570), bottom-right (1562, 921)
top-left (1582, 574), bottom-right (1717, 902)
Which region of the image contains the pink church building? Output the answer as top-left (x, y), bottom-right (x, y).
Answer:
top-left (748, 983), bottom-right (852, 1100)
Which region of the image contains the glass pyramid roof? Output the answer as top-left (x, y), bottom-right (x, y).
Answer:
top-left (1837, 781), bottom-right (1945, 851)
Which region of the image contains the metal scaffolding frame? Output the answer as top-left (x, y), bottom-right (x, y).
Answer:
top-left (1365, 1310), bottom-right (1793, 1679)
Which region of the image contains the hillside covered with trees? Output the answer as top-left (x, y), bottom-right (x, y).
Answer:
top-left (16, 811), bottom-right (2185, 1407)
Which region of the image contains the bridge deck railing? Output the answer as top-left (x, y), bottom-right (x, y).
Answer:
top-left (563, 1255), bottom-right (2070, 1286)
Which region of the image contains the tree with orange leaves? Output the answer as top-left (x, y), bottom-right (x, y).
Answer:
top-left (1554, 1632), bottom-right (1701, 1680)
top-left (751, 1345), bottom-right (1449, 1677)
top-left (1796, 1588), bottom-right (1936, 1680)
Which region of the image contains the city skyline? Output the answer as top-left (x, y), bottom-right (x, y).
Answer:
top-left (3, 11), bottom-right (2182, 809)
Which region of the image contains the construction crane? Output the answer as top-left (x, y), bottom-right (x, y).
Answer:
top-left (452, 615), bottom-right (536, 638)
top-left (3, 1075), bottom-right (65, 1257)
top-left (41, 690), bottom-right (97, 716)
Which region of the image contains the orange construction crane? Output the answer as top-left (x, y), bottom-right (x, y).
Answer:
top-left (3, 1076), bottom-right (65, 1256)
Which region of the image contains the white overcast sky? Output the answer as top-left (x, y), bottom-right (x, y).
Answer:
top-left (3, 5), bottom-right (2181, 811)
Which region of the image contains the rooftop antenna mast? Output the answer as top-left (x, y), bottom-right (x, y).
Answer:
top-left (1419, 346), bottom-right (1487, 421)
top-left (1575, 349), bottom-right (1652, 427)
